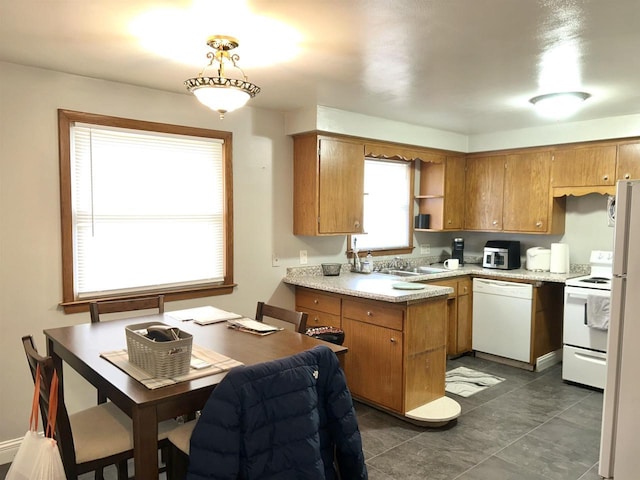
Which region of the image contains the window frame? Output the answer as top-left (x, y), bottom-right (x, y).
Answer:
top-left (58, 109), bottom-right (235, 313)
top-left (347, 156), bottom-right (415, 257)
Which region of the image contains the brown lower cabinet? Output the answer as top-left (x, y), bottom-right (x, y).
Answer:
top-left (295, 287), bottom-right (447, 416)
top-left (423, 276), bottom-right (472, 357)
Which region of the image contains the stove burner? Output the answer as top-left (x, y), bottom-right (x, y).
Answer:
top-left (581, 277), bottom-right (611, 284)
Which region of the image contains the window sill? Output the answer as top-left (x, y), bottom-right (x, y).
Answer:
top-left (60, 283), bottom-right (237, 314)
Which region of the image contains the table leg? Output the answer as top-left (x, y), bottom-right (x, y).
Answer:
top-left (132, 404), bottom-right (159, 479)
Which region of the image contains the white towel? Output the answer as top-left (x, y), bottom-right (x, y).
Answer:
top-left (586, 295), bottom-right (610, 331)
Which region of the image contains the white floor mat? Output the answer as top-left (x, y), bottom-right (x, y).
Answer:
top-left (445, 366), bottom-right (505, 397)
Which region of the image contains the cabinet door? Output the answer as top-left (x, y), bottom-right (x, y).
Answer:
top-left (464, 155), bottom-right (505, 230)
top-left (342, 318), bottom-right (403, 412)
top-left (456, 279), bottom-right (472, 353)
top-left (443, 156), bottom-right (466, 229)
top-left (318, 138), bottom-right (364, 234)
top-left (617, 143), bottom-right (640, 181)
top-left (551, 145), bottom-right (616, 187)
top-left (503, 151), bottom-right (551, 232)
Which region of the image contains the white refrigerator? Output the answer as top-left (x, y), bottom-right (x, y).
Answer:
top-left (599, 180), bottom-right (640, 479)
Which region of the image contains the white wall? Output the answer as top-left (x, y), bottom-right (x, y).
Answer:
top-left (0, 61), bottom-right (621, 460)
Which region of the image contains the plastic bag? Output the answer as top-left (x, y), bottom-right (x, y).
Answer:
top-left (6, 365), bottom-right (66, 480)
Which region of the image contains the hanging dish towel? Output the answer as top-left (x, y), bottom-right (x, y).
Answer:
top-left (586, 295), bottom-right (610, 330)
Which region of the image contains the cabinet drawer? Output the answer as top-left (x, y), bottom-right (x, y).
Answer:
top-left (296, 289), bottom-right (341, 315)
top-left (342, 299), bottom-right (404, 331)
top-left (299, 307), bottom-right (341, 328)
top-left (457, 278), bottom-right (471, 296)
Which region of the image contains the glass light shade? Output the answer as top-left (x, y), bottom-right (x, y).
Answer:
top-left (192, 84), bottom-right (250, 116)
top-left (529, 92), bottom-right (590, 119)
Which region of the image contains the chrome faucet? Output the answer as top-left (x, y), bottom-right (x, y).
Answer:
top-left (393, 256), bottom-right (406, 270)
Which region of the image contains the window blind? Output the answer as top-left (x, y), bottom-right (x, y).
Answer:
top-left (71, 124), bottom-right (225, 297)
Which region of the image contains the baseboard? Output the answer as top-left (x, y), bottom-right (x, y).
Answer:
top-left (536, 349), bottom-right (563, 372)
top-left (0, 436), bottom-right (23, 466)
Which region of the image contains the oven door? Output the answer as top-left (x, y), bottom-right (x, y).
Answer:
top-left (563, 286), bottom-right (609, 352)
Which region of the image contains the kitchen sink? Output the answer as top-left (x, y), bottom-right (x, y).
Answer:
top-left (379, 266), bottom-right (447, 276)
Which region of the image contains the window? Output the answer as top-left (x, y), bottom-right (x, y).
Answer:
top-left (58, 110), bottom-right (234, 312)
top-left (350, 158), bottom-right (414, 254)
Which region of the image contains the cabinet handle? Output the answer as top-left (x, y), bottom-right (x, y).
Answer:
top-left (354, 221), bottom-right (360, 228)
top-left (367, 311), bottom-right (373, 316)
top-left (536, 221), bottom-right (542, 228)
top-left (447, 219), bottom-right (452, 224)
top-left (625, 173), bottom-right (631, 179)
top-left (390, 337), bottom-right (397, 343)
top-left (314, 316), bottom-right (320, 322)
top-left (313, 299), bottom-right (319, 304)
top-left (603, 175), bottom-right (609, 181)
top-left (492, 220), bottom-right (498, 225)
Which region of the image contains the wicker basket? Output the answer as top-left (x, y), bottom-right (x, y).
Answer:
top-left (125, 322), bottom-right (192, 378)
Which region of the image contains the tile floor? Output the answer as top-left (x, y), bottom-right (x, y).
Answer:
top-left (0, 354), bottom-right (603, 480)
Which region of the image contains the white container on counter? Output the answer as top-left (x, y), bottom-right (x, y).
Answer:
top-left (526, 247), bottom-right (551, 271)
top-left (550, 243), bottom-right (570, 273)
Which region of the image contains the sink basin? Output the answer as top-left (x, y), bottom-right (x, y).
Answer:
top-left (415, 266), bottom-right (447, 274)
top-left (379, 266), bottom-right (447, 276)
top-left (384, 269), bottom-right (422, 277)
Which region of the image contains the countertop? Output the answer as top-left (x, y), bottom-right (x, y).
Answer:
top-left (283, 263), bottom-right (582, 304)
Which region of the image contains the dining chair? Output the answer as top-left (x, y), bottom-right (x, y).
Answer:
top-left (90, 295), bottom-right (165, 404)
top-left (255, 301), bottom-right (308, 333)
top-left (89, 294), bottom-right (165, 323)
top-left (21, 335), bottom-right (178, 480)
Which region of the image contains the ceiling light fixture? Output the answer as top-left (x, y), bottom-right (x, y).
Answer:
top-left (529, 91), bottom-right (591, 119)
top-left (184, 35), bottom-right (260, 119)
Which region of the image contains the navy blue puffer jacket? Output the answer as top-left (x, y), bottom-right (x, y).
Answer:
top-left (186, 345), bottom-right (367, 480)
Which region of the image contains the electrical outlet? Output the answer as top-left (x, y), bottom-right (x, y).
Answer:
top-left (420, 244), bottom-right (431, 255)
top-left (272, 254), bottom-right (280, 267)
top-left (299, 250), bottom-right (308, 265)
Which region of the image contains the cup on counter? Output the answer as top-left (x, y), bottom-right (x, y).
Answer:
top-left (444, 258), bottom-right (460, 270)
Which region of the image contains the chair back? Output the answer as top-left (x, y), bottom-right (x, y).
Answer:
top-left (90, 295), bottom-right (165, 323)
top-left (255, 302), bottom-right (308, 333)
top-left (21, 335), bottom-right (77, 479)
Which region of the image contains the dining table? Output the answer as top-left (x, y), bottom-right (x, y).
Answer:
top-left (44, 312), bottom-right (348, 479)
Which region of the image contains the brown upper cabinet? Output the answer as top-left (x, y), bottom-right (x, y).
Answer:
top-left (617, 142), bottom-right (640, 181)
top-left (464, 155), bottom-right (505, 231)
top-left (551, 145), bottom-right (616, 196)
top-left (416, 153), bottom-right (466, 230)
top-left (503, 151), bottom-right (565, 233)
top-left (293, 134), bottom-right (365, 235)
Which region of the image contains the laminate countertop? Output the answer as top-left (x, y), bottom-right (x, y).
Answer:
top-left (283, 264), bottom-right (582, 304)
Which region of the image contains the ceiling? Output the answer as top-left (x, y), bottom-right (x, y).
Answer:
top-left (2, 0), bottom-right (640, 135)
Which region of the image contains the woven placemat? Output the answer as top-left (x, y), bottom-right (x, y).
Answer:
top-left (101, 344), bottom-right (243, 389)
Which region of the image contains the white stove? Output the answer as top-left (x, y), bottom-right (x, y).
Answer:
top-left (563, 250), bottom-right (613, 389)
top-left (565, 250), bottom-right (614, 291)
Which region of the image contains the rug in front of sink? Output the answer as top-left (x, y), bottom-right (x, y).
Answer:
top-left (445, 367), bottom-right (504, 397)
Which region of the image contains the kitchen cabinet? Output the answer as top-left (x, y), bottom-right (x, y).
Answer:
top-left (416, 154), bottom-right (466, 230)
top-left (295, 288), bottom-right (342, 329)
top-left (465, 151), bottom-right (564, 234)
top-left (424, 277), bottom-right (472, 356)
top-left (342, 296), bottom-right (447, 414)
top-left (295, 286), bottom-right (448, 417)
top-left (293, 133), bottom-right (364, 235)
top-left (503, 151), bottom-right (565, 234)
top-left (617, 142), bottom-right (640, 181)
top-left (551, 144), bottom-right (617, 195)
top-left (464, 155), bottom-right (505, 230)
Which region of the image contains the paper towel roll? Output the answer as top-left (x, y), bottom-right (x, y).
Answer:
top-left (550, 243), bottom-right (570, 274)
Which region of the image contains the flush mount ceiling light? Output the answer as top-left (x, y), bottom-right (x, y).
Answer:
top-left (529, 91), bottom-right (591, 119)
top-left (184, 35), bottom-right (260, 119)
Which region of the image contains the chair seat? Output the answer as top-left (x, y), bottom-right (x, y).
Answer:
top-left (305, 326), bottom-right (345, 345)
top-left (167, 419), bottom-right (197, 455)
top-left (71, 401), bottom-right (179, 464)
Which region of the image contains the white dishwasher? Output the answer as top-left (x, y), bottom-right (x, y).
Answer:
top-left (472, 278), bottom-right (533, 363)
